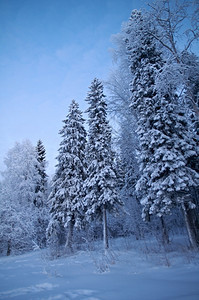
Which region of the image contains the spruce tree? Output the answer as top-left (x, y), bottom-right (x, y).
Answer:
top-left (83, 78), bottom-right (122, 250)
top-left (34, 140), bottom-right (49, 248)
top-left (126, 10), bottom-right (199, 247)
top-left (47, 100), bottom-right (87, 251)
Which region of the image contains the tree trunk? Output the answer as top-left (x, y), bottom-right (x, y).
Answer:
top-left (7, 240), bottom-right (11, 256)
top-left (182, 204), bottom-right (199, 249)
top-left (65, 219), bottom-right (74, 252)
top-left (103, 208), bottom-right (109, 250)
top-left (192, 188), bottom-right (199, 231)
top-left (160, 216), bottom-right (170, 245)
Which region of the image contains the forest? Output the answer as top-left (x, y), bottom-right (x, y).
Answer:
top-left (0, 0), bottom-right (199, 258)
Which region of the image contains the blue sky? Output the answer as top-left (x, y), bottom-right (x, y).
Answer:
top-left (0, 0), bottom-right (145, 174)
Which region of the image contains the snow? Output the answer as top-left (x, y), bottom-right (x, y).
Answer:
top-left (0, 237), bottom-right (199, 300)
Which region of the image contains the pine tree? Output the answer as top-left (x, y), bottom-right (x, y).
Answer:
top-left (126, 10), bottom-right (199, 247)
top-left (83, 78), bottom-right (122, 250)
top-left (47, 100), bottom-right (87, 252)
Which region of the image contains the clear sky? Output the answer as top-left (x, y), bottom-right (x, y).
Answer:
top-left (0, 0), bottom-right (146, 174)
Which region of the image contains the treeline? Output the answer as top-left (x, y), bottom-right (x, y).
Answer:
top-left (0, 0), bottom-right (199, 256)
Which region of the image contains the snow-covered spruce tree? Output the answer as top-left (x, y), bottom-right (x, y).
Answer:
top-left (34, 140), bottom-right (49, 248)
top-left (83, 78), bottom-right (122, 250)
top-left (125, 10), bottom-right (199, 248)
top-left (0, 140), bottom-right (40, 255)
top-left (145, 0), bottom-right (199, 244)
top-left (47, 100), bottom-right (87, 252)
top-left (35, 140), bottom-right (48, 207)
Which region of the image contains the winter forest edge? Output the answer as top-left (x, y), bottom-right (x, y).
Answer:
top-left (1, 0), bottom-right (199, 259)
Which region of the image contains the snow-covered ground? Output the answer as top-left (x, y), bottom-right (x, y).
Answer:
top-left (0, 236), bottom-right (199, 300)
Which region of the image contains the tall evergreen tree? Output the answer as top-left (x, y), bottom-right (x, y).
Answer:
top-left (83, 78), bottom-right (122, 250)
top-left (125, 10), bottom-right (199, 247)
top-left (47, 100), bottom-right (87, 251)
top-left (34, 140), bottom-right (49, 248)
top-left (36, 141), bottom-right (48, 193)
